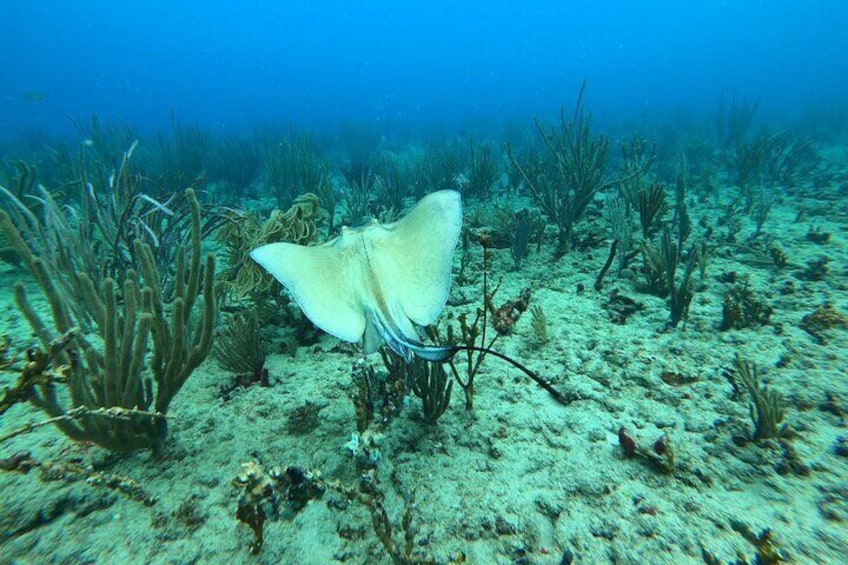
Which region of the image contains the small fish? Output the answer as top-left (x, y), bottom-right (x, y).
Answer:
top-left (22, 91), bottom-right (49, 103)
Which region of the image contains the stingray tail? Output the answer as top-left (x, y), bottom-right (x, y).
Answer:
top-left (385, 323), bottom-right (455, 363)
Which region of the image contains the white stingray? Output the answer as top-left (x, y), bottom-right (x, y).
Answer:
top-left (250, 190), bottom-right (462, 360)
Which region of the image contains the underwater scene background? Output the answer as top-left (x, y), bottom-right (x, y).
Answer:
top-left (1, 1), bottom-right (847, 563)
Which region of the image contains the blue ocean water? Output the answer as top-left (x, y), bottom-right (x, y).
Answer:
top-left (2, 1), bottom-right (846, 141)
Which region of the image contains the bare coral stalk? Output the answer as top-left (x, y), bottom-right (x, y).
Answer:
top-left (447, 233), bottom-right (500, 410)
top-left (0, 406), bottom-right (166, 445)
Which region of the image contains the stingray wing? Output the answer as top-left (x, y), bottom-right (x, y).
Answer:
top-left (372, 190), bottom-right (462, 326)
top-left (249, 241), bottom-right (367, 343)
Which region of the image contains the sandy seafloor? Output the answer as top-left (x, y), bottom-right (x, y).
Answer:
top-left (1, 155), bottom-right (848, 564)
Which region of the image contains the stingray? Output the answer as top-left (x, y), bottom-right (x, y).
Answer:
top-left (251, 190), bottom-right (568, 405)
top-left (250, 190), bottom-right (463, 362)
